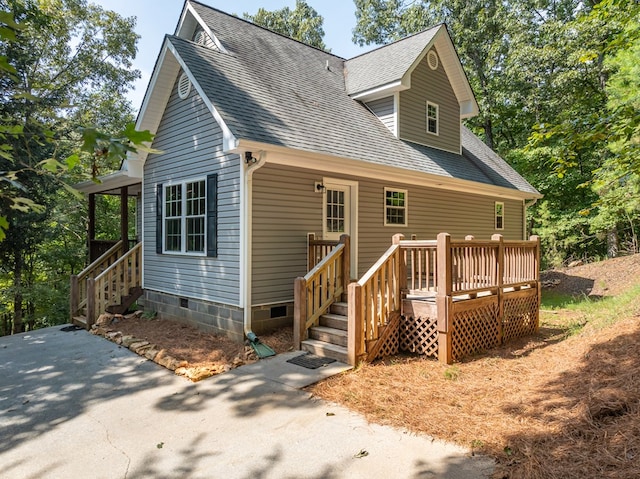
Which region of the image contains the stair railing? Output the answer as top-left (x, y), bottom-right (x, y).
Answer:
top-left (70, 240), bottom-right (125, 322)
top-left (87, 242), bottom-right (142, 327)
top-left (294, 234), bottom-right (350, 349)
top-left (348, 234), bottom-right (405, 365)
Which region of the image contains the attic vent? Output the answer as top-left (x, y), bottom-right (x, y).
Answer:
top-left (427, 49), bottom-right (439, 70)
top-left (178, 72), bottom-right (191, 99)
top-left (193, 29), bottom-right (206, 45)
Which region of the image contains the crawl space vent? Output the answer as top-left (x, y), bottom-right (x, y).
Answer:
top-left (427, 49), bottom-right (439, 70)
top-left (178, 72), bottom-right (191, 100)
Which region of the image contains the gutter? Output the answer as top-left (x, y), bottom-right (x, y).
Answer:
top-left (241, 151), bottom-right (266, 340)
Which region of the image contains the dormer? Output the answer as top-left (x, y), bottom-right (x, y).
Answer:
top-left (175, 1), bottom-right (228, 53)
top-left (345, 25), bottom-right (478, 155)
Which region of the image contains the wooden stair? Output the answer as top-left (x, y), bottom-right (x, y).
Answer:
top-left (301, 301), bottom-right (348, 363)
top-left (106, 286), bottom-right (143, 315)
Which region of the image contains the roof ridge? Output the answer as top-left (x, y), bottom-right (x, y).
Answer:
top-left (346, 23), bottom-right (444, 62)
top-left (187, 0), bottom-right (346, 60)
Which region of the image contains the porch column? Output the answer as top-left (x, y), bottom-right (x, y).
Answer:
top-left (88, 193), bottom-right (95, 250)
top-left (121, 186), bottom-right (129, 255)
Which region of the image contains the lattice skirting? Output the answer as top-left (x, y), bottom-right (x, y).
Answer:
top-left (502, 289), bottom-right (539, 342)
top-left (399, 314), bottom-right (438, 358)
top-left (372, 317), bottom-right (400, 361)
top-left (450, 298), bottom-right (500, 361)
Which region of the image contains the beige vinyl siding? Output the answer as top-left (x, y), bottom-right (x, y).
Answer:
top-left (251, 163), bottom-right (524, 304)
top-left (398, 47), bottom-right (460, 153)
top-left (252, 163), bottom-right (322, 304)
top-left (365, 97), bottom-right (395, 135)
top-left (143, 74), bottom-right (241, 305)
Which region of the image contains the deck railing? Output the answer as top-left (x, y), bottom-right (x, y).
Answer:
top-left (294, 234), bottom-right (350, 348)
top-left (88, 242), bottom-right (142, 326)
top-left (307, 233), bottom-right (340, 270)
top-left (70, 240), bottom-right (125, 321)
top-left (348, 233), bottom-right (541, 365)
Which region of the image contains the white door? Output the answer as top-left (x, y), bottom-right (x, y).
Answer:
top-left (322, 179), bottom-right (357, 275)
top-left (323, 185), bottom-right (350, 241)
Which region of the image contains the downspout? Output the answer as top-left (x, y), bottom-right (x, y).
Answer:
top-left (524, 198), bottom-right (538, 239)
top-left (242, 151), bottom-right (266, 341)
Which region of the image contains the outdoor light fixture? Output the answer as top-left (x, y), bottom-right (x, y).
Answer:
top-left (314, 181), bottom-right (325, 192)
top-left (244, 151), bottom-right (257, 164)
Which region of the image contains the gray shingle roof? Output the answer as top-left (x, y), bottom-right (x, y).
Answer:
top-left (344, 28), bottom-right (440, 96)
top-left (180, 1), bottom-right (538, 196)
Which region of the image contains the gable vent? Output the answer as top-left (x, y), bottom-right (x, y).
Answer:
top-left (193, 29), bottom-right (206, 45)
top-left (178, 72), bottom-right (191, 99)
top-left (427, 49), bottom-right (439, 70)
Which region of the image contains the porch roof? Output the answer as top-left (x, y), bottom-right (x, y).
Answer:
top-left (74, 170), bottom-right (141, 196)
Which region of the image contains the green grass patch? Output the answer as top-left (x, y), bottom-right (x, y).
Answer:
top-left (541, 284), bottom-right (640, 335)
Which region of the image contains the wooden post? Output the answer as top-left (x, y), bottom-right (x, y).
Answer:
top-left (307, 233), bottom-right (315, 271)
top-left (340, 234), bottom-right (350, 291)
top-left (492, 234), bottom-right (504, 344)
top-left (88, 193), bottom-right (95, 260)
top-left (293, 277), bottom-right (307, 349)
top-left (348, 282), bottom-right (364, 366)
top-left (86, 278), bottom-right (95, 330)
top-left (436, 233), bottom-right (453, 364)
top-left (530, 235), bottom-right (541, 332)
top-left (393, 234), bottom-right (407, 302)
top-left (70, 275), bottom-right (79, 322)
top-left (121, 186), bottom-right (129, 256)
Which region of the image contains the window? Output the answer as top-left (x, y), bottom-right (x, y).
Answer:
top-left (156, 175), bottom-right (217, 256)
top-left (384, 188), bottom-right (408, 226)
top-left (495, 202), bottom-right (504, 230)
top-left (426, 101), bottom-right (439, 135)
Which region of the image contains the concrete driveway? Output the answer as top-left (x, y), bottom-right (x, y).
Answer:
top-left (0, 326), bottom-right (493, 478)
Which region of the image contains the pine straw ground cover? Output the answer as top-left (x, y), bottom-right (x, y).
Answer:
top-left (310, 274), bottom-right (640, 478)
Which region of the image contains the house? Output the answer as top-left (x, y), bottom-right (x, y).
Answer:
top-left (72, 0), bottom-right (541, 364)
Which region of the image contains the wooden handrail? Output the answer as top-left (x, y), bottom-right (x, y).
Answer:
top-left (89, 243), bottom-right (142, 327)
top-left (294, 234), bottom-right (350, 348)
top-left (348, 241), bottom-right (402, 365)
top-left (70, 240), bottom-right (125, 321)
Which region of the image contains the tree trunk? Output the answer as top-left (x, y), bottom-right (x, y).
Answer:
top-left (607, 227), bottom-right (619, 258)
top-left (13, 251), bottom-right (24, 334)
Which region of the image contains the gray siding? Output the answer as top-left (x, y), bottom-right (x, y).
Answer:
top-left (252, 163), bottom-right (523, 305)
top-left (143, 74), bottom-right (241, 305)
top-left (398, 47), bottom-right (461, 153)
top-left (365, 97), bottom-right (395, 135)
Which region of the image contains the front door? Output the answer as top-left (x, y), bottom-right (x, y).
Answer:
top-left (322, 178), bottom-right (357, 275)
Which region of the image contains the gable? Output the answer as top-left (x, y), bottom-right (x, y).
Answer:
top-left (398, 47), bottom-right (460, 154)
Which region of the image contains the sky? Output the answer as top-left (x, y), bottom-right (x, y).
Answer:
top-left (94, 0), bottom-right (371, 110)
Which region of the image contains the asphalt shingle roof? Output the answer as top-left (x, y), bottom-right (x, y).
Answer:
top-left (181, 1), bottom-right (538, 196)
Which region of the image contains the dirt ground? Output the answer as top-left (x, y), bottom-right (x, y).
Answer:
top-left (96, 253), bottom-right (640, 478)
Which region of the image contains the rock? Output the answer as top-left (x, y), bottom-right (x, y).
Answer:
top-left (232, 356), bottom-right (244, 367)
top-left (156, 354), bottom-right (175, 369)
top-left (177, 366), bottom-right (215, 382)
top-left (568, 260), bottom-right (584, 268)
top-left (129, 341), bottom-right (152, 354)
top-left (96, 313), bottom-right (114, 326)
top-left (121, 336), bottom-right (138, 348)
top-left (93, 326), bottom-right (109, 336)
top-left (145, 348), bottom-right (159, 361)
top-left (106, 331), bottom-right (121, 341)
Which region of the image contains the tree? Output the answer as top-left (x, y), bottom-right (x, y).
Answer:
top-left (0, 0), bottom-right (144, 333)
top-left (243, 0), bottom-right (328, 51)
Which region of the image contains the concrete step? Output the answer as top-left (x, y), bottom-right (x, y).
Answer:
top-left (330, 301), bottom-right (348, 316)
top-left (301, 339), bottom-right (348, 364)
top-left (319, 313), bottom-right (348, 331)
top-left (309, 325), bottom-right (348, 347)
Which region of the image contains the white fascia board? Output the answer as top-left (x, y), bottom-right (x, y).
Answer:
top-left (350, 80), bottom-right (407, 102)
top-left (74, 170), bottom-right (141, 195)
top-left (166, 41), bottom-right (239, 153)
top-left (234, 139), bottom-right (541, 201)
top-left (185, 3), bottom-right (229, 53)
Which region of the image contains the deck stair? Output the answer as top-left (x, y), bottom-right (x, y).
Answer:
top-left (301, 302), bottom-right (348, 363)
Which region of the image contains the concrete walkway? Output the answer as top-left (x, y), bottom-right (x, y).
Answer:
top-left (0, 326), bottom-right (493, 478)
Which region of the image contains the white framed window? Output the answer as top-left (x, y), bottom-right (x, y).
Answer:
top-left (495, 201), bottom-right (504, 230)
top-left (384, 188), bottom-right (408, 226)
top-left (163, 178), bottom-right (207, 254)
top-left (426, 101), bottom-right (439, 135)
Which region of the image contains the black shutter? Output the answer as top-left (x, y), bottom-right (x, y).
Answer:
top-left (206, 174), bottom-right (218, 257)
top-left (156, 183), bottom-right (163, 254)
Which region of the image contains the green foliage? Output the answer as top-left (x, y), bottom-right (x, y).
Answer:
top-left (243, 0), bottom-right (328, 51)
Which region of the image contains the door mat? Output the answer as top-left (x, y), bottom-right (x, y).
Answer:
top-left (60, 325), bottom-right (84, 332)
top-left (286, 353), bottom-right (337, 369)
